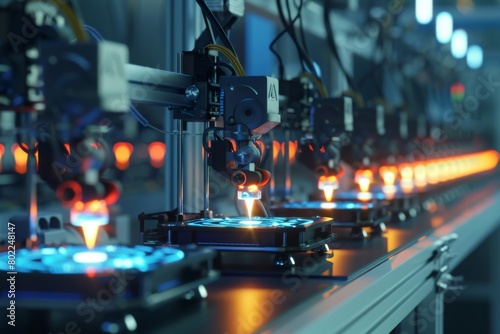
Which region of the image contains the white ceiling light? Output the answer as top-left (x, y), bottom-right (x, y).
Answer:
top-left (467, 45), bottom-right (483, 69)
top-left (435, 12), bottom-right (453, 43)
top-left (416, 0), bottom-right (433, 24)
top-left (451, 29), bottom-right (468, 59)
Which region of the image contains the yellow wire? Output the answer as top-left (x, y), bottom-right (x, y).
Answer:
top-left (45, 0), bottom-right (89, 41)
top-left (343, 89), bottom-right (365, 108)
top-left (206, 44), bottom-right (246, 76)
top-left (299, 72), bottom-right (328, 98)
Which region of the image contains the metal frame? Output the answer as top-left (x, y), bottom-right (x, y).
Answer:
top-left (260, 186), bottom-right (500, 334)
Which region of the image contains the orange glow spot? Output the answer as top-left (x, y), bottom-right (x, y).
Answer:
top-left (71, 200), bottom-right (109, 250)
top-left (64, 143), bottom-right (71, 154)
top-left (74, 201), bottom-right (84, 211)
top-left (319, 146), bottom-right (326, 154)
top-left (244, 199), bottom-right (254, 219)
top-left (113, 142), bottom-right (134, 170)
top-left (0, 144), bottom-right (4, 173)
top-left (86, 267), bottom-right (96, 278)
top-left (247, 184), bottom-right (259, 192)
top-left (379, 166), bottom-right (398, 186)
top-left (399, 164), bottom-right (414, 193)
top-left (431, 217), bottom-right (444, 228)
top-left (308, 144), bottom-right (314, 151)
top-left (355, 169), bottom-right (373, 192)
top-left (272, 140), bottom-right (281, 164)
top-left (318, 175), bottom-right (338, 202)
top-left (280, 141), bottom-right (298, 164)
top-left (288, 140), bottom-right (298, 164)
top-left (81, 220), bottom-right (100, 250)
top-left (88, 199), bottom-right (103, 212)
top-left (426, 162), bottom-right (439, 184)
top-left (12, 144), bottom-right (27, 174)
top-left (148, 141), bottom-right (166, 168)
top-left (414, 164), bottom-right (427, 188)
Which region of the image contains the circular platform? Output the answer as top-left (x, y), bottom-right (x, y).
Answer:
top-left (185, 217), bottom-right (315, 228)
top-left (0, 245), bottom-right (185, 274)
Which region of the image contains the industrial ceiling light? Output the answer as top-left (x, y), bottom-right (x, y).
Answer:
top-left (436, 12), bottom-right (453, 43)
top-left (451, 29), bottom-right (468, 58)
top-left (416, 0), bottom-right (433, 24)
top-left (467, 45), bottom-right (483, 69)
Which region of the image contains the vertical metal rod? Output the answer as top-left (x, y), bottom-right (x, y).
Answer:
top-left (269, 131), bottom-right (276, 202)
top-left (165, 111), bottom-right (177, 210)
top-left (204, 122), bottom-right (210, 213)
top-left (25, 113), bottom-right (38, 248)
top-left (177, 119), bottom-right (184, 215)
top-left (284, 130), bottom-right (291, 199)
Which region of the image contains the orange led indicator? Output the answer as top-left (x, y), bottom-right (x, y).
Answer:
top-left (318, 175), bottom-right (339, 202)
top-left (148, 141), bottom-right (166, 168)
top-left (379, 166), bottom-right (398, 186)
top-left (355, 169), bottom-right (373, 193)
top-left (113, 142), bottom-right (134, 170)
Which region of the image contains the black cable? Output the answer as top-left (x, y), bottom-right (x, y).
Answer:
top-left (278, 0), bottom-right (320, 78)
top-left (323, 0), bottom-right (359, 92)
top-left (276, 0), bottom-right (305, 73)
top-left (269, 0), bottom-right (307, 79)
top-left (269, 24), bottom-right (289, 79)
top-left (297, 1), bottom-right (309, 56)
top-left (195, 0), bottom-right (238, 57)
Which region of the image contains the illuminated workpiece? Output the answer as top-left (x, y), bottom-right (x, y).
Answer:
top-left (70, 200), bottom-right (109, 249)
top-left (237, 185), bottom-right (262, 219)
top-left (318, 175), bottom-right (339, 202)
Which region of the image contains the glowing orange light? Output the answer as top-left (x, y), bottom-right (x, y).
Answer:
top-left (438, 159), bottom-right (450, 182)
top-left (244, 199), bottom-right (254, 219)
top-left (355, 169), bottom-right (373, 193)
top-left (414, 163), bottom-right (427, 188)
top-left (86, 267), bottom-right (96, 278)
top-left (247, 184), bottom-right (259, 192)
top-left (281, 141), bottom-right (298, 164)
top-left (426, 162), bottom-right (439, 185)
top-left (82, 220), bottom-right (100, 250)
top-left (399, 164), bottom-right (414, 193)
top-left (319, 146), bottom-right (326, 154)
top-left (148, 141), bottom-right (166, 168)
top-left (308, 144), bottom-right (314, 151)
top-left (12, 144), bottom-right (27, 174)
top-left (379, 166), bottom-right (398, 186)
top-left (418, 150), bottom-right (499, 186)
top-left (64, 143), bottom-right (71, 154)
top-left (0, 144), bottom-right (4, 173)
top-left (71, 200), bottom-right (109, 250)
top-left (113, 142), bottom-right (134, 170)
top-left (289, 140), bottom-right (298, 164)
top-left (318, 175), bottom-right (338, 202)
top-left (239, 185), bottom-right (260, 219)
top-left (272, 140), bottom-right (281, 164)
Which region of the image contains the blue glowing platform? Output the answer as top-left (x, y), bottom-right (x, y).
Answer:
top-left (148, 216), bottom-right (334, 252)
top-left (0, 245), bottom-right (218, 309)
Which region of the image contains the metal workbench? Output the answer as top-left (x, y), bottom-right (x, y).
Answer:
top-left (4, 180), bottom-right (499, 334)
top-left (131, 179), bottom-right (500, 334)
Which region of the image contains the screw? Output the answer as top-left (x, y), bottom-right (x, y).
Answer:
top-left (185, 85), bottom-right (200, 101)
